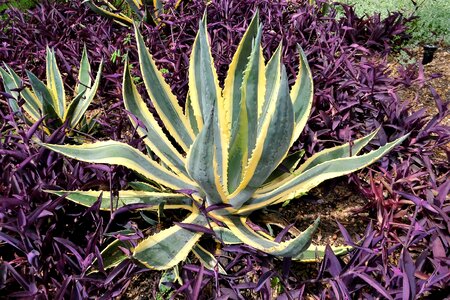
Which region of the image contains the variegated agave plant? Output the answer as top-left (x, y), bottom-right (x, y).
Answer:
top-left (0, 47), bottom-right (102, 131)
top-left (43, 14), bottom-right (407, 271)
top-left (84, 0), bottom-right (183, 26)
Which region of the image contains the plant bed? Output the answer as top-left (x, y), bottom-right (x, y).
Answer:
top-left (0, 0), bottom-right (449, 299)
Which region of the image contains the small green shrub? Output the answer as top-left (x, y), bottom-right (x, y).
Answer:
top-left (0, 0), bottom-right (36, 11)
top-left (343, 0), bottom-right (450, 45)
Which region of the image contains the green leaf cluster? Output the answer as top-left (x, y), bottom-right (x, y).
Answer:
top-left (0, 47), bottom-right (102, 131)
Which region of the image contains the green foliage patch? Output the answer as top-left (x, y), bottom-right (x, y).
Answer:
top-left (344, 0), bottom-right (450, 45)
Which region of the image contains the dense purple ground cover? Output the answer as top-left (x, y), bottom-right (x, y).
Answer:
top-left (0, 0), bottom-right (448, 298)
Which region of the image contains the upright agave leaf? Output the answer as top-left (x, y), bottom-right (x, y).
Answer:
top-left (43, 12), bottom-right (408, 270)
top-left (0, 47), bottom-right (102, 131)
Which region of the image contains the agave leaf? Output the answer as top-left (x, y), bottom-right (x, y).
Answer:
top-left (184, 92), bottom-right (199, 135)
top-left (189, 15), bottom-right (221, 129)
top-left (229, 66), bottom-right (293, 209)
top-left (294, 244), bottom-right (352, 262)
top-left (133, 210), bottom-right (207, 270)
top-left (260, 129), bottom-right (380, 193)
top-left (64, 90), bottom-right (87, 125)
top-left (240, 134), bottom-right (409, 214)
top-left (135, 26), bottom-right (194, 152)
top-left (223, 11), bottom-right (259, 126)
top-left (26, 70), bottom-right (59, 121)
top-left (83, 0), bottom-right (133, 26)
top-left (264, 149), bottom-right (305, 184)
top-left (46, 190), bottom-right (193, 211)
top-left (188, 16), bottom-right (230, 190)
top-left (241, 26), bottom-right (265, 152)
top-left (46, 47), bottom-right (66, 119)
top-left (123, 61), bottom-right (190, 180)
top-left (42, 141), bottom-right (197, 190)
top-left (0, 66), bottom-right (21, 113)
top-left (192, 244), bottom-right (227, 275)
top-left (212, 225), bottom-right (351, 261)
top-left (290, 44), bottom-right (314, 144)
top-left (223, 11), bottom-right (259, 157)
top-left (261, 43), bottom-right (282, 122)
top-left (227, 25), bottom-right (264, 193)
top-left (98, 239), bottom-right (129, 270)
top-left (125, 0), bottom-right (143, 17)
top-left (223, 216), bottom-right (319, 258)
top-left (69, 59), bottom-right (102, 128)
top-left (75, 46), bottom-right (92, 96)
top-left (128, 181), bottom-right (162, 192)
top-left (186, 109), bottom-right (227, 205)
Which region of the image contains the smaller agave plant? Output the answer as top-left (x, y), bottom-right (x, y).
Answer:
top-left (0, 47), bottom-right (102, 131)
top-left (84, 0), bottom-right (183, 26)
top-left (43, 13), bottom-right (408, 271)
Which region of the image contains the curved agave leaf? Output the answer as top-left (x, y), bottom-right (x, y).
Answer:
top-left (133, 210), bottom-right (207, 270)
top-left (0, 66), bottom-right (21, 113)
top-left (239, 134), bottom-right (409, 214)
top-left (46, 190), bottom-right (193, 211)
top-left (135, 26), bottom-right (195, 152)
top-left (26, 70), bottom-right (59, 121)
top-left (123, 62), bottom-right (190, 180)
top-left (42, 141), bottom-right (197, 190)
top-left (223, 216), bottom-right (319, 258)
top-left (211, 226), bottom-right (351, 262)
top-left (290, 45), bottom-right (314, 144)
top-left (83, 0), bottom-right (134, 26)
top-left (192, 244), bottom-right (227, 275)
top-left (259, 128), bottom-right (380, 193)
top-left (186, 108), bottom-right (227, 205)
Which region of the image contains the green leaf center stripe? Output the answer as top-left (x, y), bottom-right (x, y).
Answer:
top-left (47, 190), bottom-right (193, 211)
top-left (135, 27), bottom-right (194, 151)
top-left (69, 60), bottom-right (103, 127)
top-left (133, 211), bottom-right (207, 270)
top-left (225, 216), bottom-right (319, 258)
top-left (260, 43), bottom-right (282, 126)
top-left (290, 45), bottom-right (314, 144)
top-left (186, 110), bottom-right (227, 205)
top-left (42, 141), bottom-right (196, 191)
top-left (123, 63), bottom-right (192, 181)
top-left (76, 46), bottom-right (92, 96)
top-left (0, 66), bottom-right (21, 113)
top-left (229, 66), bottom-right (294, 209)
top-left (188, 16), bottom-right (222, 128)
top-left (26, 71), bottom-right (59, 121)
top-left (223, 11), bottom-right (260, 150)
top-left (46, 47), bottom-right (66, 118)
top-left (240, 26), bottom-right (265, 154)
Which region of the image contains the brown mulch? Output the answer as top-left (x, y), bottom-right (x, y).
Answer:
top-left (394, 46), bottom-right (450, 124)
